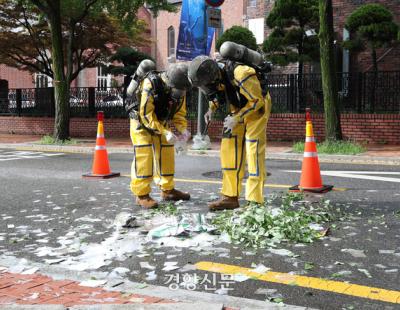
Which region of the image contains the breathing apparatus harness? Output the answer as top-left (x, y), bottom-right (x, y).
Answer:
top-left (203, 42), bottom-right (272, 113)
top-left (126, 71), bottom-right (181, 133)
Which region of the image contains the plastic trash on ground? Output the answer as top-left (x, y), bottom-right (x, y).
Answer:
top-left (174, 139), bottom-right (188, 155)
top-left (147, 222), bottom-right (190, 238)
top-left (191, 134), bottom-right (211, 150)
top-left (146, 213), bottom-right (217, 239)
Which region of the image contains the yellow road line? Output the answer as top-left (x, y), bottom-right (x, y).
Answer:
top-left (121, 175), bottom-right (347, 191)
top-left (195, 261), bottom-right (400, 304)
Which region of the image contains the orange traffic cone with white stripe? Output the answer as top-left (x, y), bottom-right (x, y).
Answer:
top-left (290, 108), bottom-right (333, 193)
top-left (82, 111), bottom-right (120, 179)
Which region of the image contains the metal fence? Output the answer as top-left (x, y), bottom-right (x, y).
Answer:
top-left (0, 87), bottom-right (126, 118)
top-left (0, 71), bottom-right (399, 117)
top-left (267, 71), bottom-right (400, 114)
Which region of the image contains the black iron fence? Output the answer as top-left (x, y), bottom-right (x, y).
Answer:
top-left (267, 71), bottom-right (400, 114)
top-left (0, 87), bottom-right (126, 118)
top-left (0, 71), bottom-right (399, 118)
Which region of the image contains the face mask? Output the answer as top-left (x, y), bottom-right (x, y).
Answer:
top-left (200, 82), bottom-right (219, 97)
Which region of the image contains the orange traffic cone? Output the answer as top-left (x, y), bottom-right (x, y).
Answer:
top-left (290, 108), bottom-right (333, 193)
top-left (82, 111), bottom-right (120, 179)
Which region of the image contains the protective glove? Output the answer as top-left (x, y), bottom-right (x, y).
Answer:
top-left (179, 129), bottom-right (191, 142)
top-left (223, 115), bottom-right (239, 133)
top-left (165, 131), bottom-right (177, 144)
top-left (204, 109), bottom-right (213, 124)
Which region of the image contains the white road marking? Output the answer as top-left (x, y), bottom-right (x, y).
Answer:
top-left (0, 150), bottom-right (64, 161)
top-left (285, 170), bottom-right (400, 183)
top-left (319, 171), bottom-right (400, 175)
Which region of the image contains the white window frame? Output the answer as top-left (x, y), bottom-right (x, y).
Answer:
top-left (97, 64), bottom-right (111, 90)
top-left (35, 73), bottom-right (52, 88)
top-left (248, 0), bottom-right (257, 7)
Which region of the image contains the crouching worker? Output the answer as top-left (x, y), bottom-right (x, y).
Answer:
top-left (188, 42), bottom-right (272, 211)
top-left (126, 60), bottom-right (192, 209)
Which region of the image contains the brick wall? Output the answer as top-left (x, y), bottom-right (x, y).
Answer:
top-left (270, 114), bottom-right (400, 145)
top-left (1, 114), bottom-right (399, 144)
top-left (0, 65), bottom-right (34, 88)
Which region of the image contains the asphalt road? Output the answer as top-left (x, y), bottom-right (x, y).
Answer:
top-left (1, 148), bottom-right (399, 310)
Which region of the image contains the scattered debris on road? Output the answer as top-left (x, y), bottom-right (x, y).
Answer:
top-left (211, 193), bottom-right (341, 248)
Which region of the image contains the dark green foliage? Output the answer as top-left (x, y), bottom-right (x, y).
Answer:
top-left (216, 26), bottom-right (258, 51)
top-left (262, 0), bottom-right (319, 67)
top-left (106, 47), bottom-right (153, 94)
top-left (345, 4), bottom-right (398, 51)
top-left (107, 47), bottom-right (153, 77)
top-left (344, 4), bottom-right (398, 113)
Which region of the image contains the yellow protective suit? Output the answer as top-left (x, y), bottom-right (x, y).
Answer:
top-left (210, 65), bottom-right (272, 203)
top-left (130, 78), bottom-right (187, 196)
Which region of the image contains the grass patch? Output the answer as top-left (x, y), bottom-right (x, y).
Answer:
top-left (39, 135), bottom-right (77, 145)
top-left (212, 192), bottom-right (342, 248)
top-left (292, 140), bottom-right (366, 155)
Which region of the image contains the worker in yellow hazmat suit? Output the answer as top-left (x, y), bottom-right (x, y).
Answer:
top-left (188, 51), bottom-right (272, 210)
top-left (128, 63), bottom-right (191, 209)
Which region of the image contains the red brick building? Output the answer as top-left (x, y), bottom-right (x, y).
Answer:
top-left (1, 1), bottom-right (398, 87)
top-left (151, 0), bottom-right (400, 73)
top-left (1, 1), bottom-right (400, 144)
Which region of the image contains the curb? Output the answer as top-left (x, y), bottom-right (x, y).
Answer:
top-left (1, 143), bottom-right (399, 165)
top-left (0, 304), bottom-right (224, 309)
top-left (0, 256), bottom-right (311, 310)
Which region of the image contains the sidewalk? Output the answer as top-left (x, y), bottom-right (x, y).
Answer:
top-left (0, 258), bottom-right (308, 310)
top-left (0, 133), bottom-right (399, 165)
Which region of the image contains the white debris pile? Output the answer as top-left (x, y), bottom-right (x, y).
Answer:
top-left (191, 134), bottom-right (211, 150)
top-left (29, 210), bottom-right (222, 273)
top-left (146, 213), bottom-right (217, 239)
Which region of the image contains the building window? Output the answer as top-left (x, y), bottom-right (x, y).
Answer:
top-left (167, 26), bottom-right (175, 57)
top-left (248, 0), bottom-right (257, 7)
top-left (248, 18), bottom-right (264, 44)
top-left (35, 73), bottom-right (52, 88)
top-left (97, 65), bottom-right (111, 89)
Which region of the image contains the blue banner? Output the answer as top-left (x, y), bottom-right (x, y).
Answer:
top-left (176, 0), bottom-right (215, 61)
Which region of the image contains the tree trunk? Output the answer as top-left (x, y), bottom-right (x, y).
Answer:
top-left (48, 0), bottom-right (70, 140)
top-left (318, 0), bottom-right (342, 141)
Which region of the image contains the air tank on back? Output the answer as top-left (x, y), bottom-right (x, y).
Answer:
top-left (219, 41), bottom-right (272, 73)
top-left (127, 59), bottom-right (156, 96)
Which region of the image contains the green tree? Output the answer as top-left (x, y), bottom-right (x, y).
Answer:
top-left (216, 25), bottom-right (258, 51)
top-left (318, 0), bottom-right (342, 141)
top-left (106, 47), bottom-right (153, 98)
top-left (263, 0), bottom-right (319, 110)
top-left (263, 0), bottom-right (319, 71)
top-left (345, 4), bottom-right (398, 112)
top-left (0, 0), bottom-right (174, 141)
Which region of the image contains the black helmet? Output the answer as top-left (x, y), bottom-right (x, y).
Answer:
top-left (165, 63), bottom-right (191, 91)
top-left (188, 56), bottom-right (220, 88)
